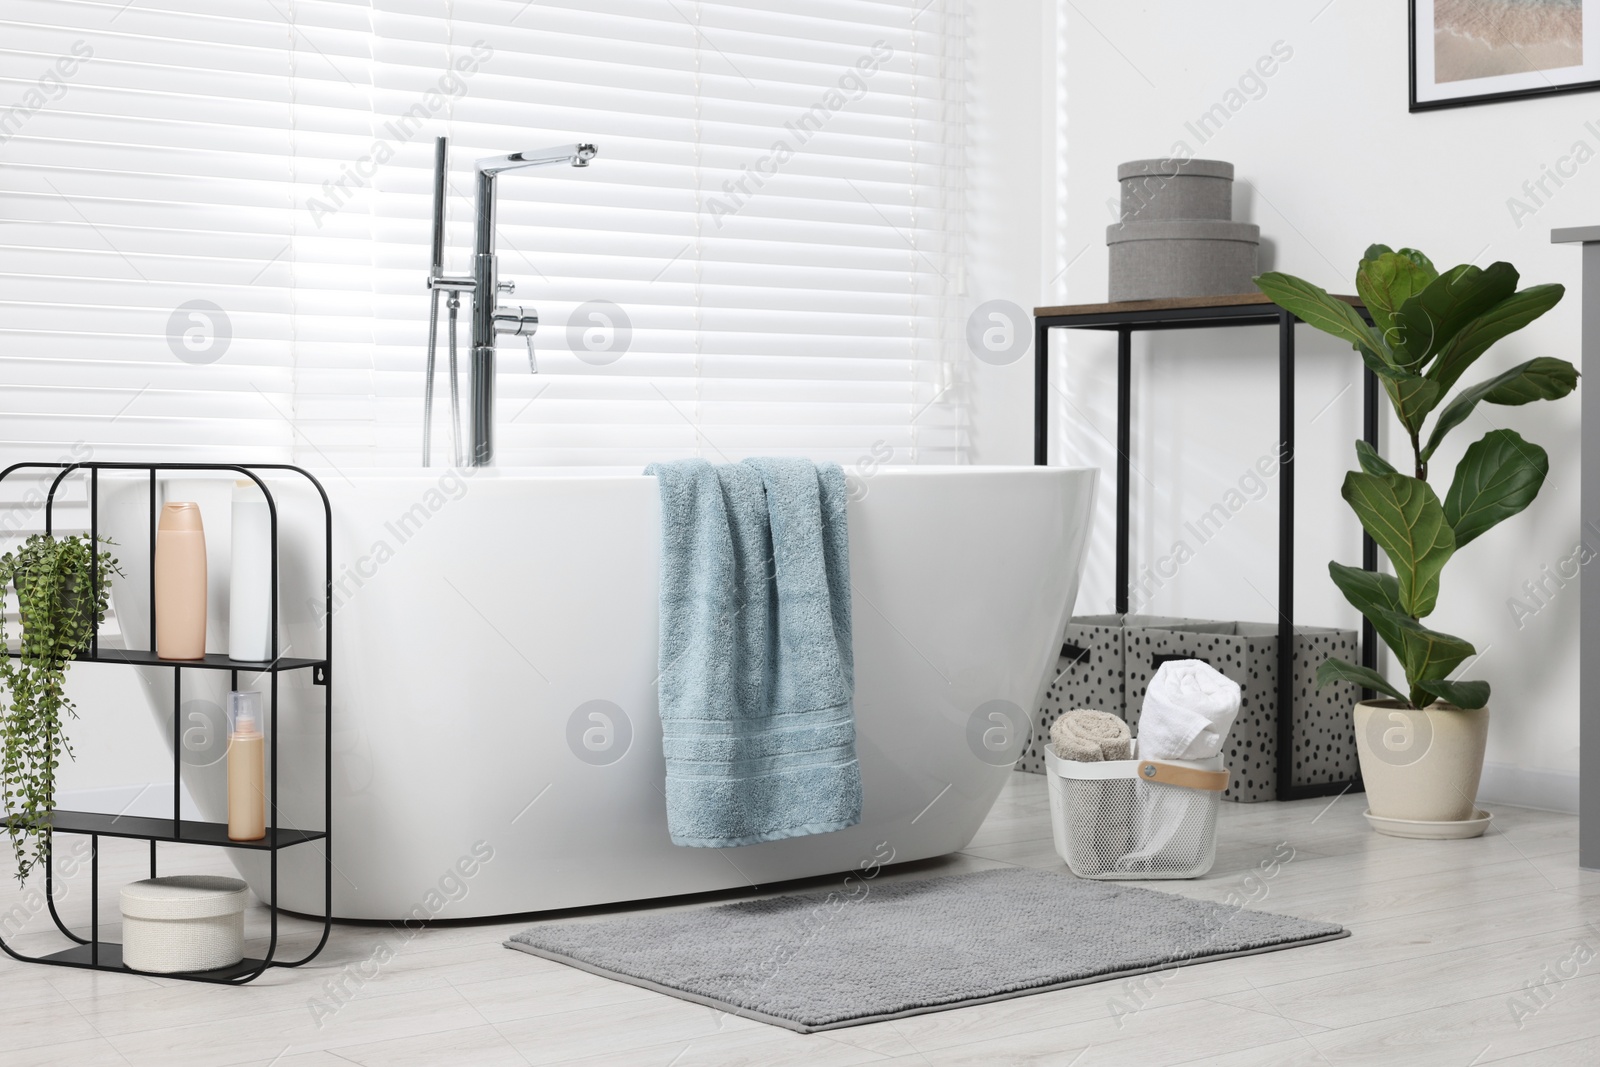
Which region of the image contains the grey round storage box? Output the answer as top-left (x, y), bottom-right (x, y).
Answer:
top-left (120, 875), bottom-right (249, 974)
top-left (1107, 219), bottom-right (1260, 302)
top-left (1117, 158), bottom-right (1233, 222)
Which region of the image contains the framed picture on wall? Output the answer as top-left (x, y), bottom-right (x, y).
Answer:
top-left (1411, 0), bottom-right (1600, 110)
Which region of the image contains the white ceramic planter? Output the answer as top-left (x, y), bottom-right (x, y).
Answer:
top-left (1353, 700), bottom-right (1490, 838)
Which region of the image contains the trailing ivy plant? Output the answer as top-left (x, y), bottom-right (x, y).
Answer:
top-left (0, 534), bottom-right (120, 883)
top-left (1255, 246), bottom-right (1577, 711)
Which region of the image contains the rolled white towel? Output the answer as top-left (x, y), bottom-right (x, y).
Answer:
top-left (1137, 660), bottom-right (1240, 760)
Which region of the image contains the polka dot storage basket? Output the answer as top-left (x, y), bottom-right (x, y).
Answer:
top-left (120, 875), bottom-right (250, 974)
top-left (1123, 620), bottom-right (1360, 803)
top-left (1022, 615), bottom-right (1223, 776)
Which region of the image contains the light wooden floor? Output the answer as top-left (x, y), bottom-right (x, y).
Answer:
top-left (0, 773), bottom-right (1595, 1066)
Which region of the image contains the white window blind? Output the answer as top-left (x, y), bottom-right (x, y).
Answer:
top-left (1, 0), bottom-right (966, 469)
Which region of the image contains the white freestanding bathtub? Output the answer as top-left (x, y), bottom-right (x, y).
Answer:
top-left (105, 465), bottom-right (1096, 920)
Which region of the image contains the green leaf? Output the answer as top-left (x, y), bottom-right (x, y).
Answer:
top-left (1395, 248), bottom-right (1438, 278)
top-left (1315, 656), bottom-right (1407, 704)
top-left (1391, 262), bottom-right (1520, 371)
top-left (1357, 251), bottom-right (1438, 352)
top-left (1414, 678), bottom-right (1491, 710)
top-left (1354, 439), bottom-right (1397, 476)
top-left (1362, 246), bottom-right (1436, 277)
top-left (1443, 429), bottom-right (1550, 548)
top-left (1328, 562), bottom-right (1406, 656)
top-left (1254, 272), bottom-right (1386, 355)
top-left (1477, 356), bottom-right (1582, 405)
top-left (1423, 357), bottom-right (1579, 460)
top-left (1382, 374), bottom-right (1443, 437)
top-left (1341, 471), bottom-right (1455, 617)
top-left (1428, 283), bottom-right (1565, 394)
top-left (1358, 344), bottom-right (1406, 382)
top-left (1378, 610), bottom-right (1476, 682)
top-left (1331, 559), bottom-right (1408, 668)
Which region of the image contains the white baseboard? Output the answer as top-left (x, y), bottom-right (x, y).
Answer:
top-left (1477, 762), bottom-right (1579, 815)
top-left (54, 783), bottom-right (201, 821)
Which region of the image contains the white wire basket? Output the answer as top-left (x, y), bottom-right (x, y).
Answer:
top-left (1045, 742), bottom-right (1228, 879)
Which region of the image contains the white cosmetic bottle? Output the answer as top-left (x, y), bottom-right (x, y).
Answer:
top-left (228, 480), bottom-right (272, 662)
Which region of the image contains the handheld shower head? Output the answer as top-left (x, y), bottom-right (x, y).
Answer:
top-left (477, 143), bottom-right (598, 177)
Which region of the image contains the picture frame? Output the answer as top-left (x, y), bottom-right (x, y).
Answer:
top-left (1411, 0), bottom-right (1600, 111)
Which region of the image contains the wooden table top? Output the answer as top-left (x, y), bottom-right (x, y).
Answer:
top-left (1033, 292), bottom-right (1365, 317)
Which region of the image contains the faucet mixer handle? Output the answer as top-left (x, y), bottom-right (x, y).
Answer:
top-left (498, 280), bottom-right (516, 295)
top-left (492, 304), bottom-right (539, 373)
top-left (492, 305), bottom-right (538, 336)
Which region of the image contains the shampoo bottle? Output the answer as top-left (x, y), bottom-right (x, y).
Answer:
top-left (154, 502), bottom-right (206, 659)
top-left (228, 480), bottom-right (272, 662)
top-left (227, 691), bottom-right (266, 842)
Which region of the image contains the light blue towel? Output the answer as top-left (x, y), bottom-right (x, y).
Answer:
top-left (644, 457), bottom-right (861, 848)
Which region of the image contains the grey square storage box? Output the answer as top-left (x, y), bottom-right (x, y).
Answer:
top-left (1123, 620), bottom-right (1360, 802)
top-left (1021, 615), bottom-right (1125, 774)
top-left (1021, 614), bottom-right (1222, 775)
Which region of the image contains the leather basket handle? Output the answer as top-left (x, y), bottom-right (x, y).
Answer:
top-left (1137, 760), bottom-right (1230, 792)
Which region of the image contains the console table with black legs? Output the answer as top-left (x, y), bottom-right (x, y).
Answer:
top-left (1033, 292), bottom-right (1378, 801)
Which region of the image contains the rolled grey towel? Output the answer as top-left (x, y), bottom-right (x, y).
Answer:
top-left (1049, 708), bottom-right (1133, 762)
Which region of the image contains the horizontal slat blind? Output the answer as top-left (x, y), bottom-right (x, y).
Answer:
top-left (1, 0), bottom-right (965, 469)
top-left (0, 0), bottom-right (299, 463)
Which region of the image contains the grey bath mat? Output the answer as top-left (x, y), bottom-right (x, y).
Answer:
top-left (504, 867), bottom-right (1347, 1032)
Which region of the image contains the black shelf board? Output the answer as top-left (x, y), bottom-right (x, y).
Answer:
top-left (39, 942), bottom-right (267, 982)
top-left (1033, 295), bottom-right (1373, 333)
top-left (6, 810), bottom-right (325, 851)
top-left (4, 647), bottom-right (325, 673)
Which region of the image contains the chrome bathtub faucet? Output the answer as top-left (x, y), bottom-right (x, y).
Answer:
top-left (422, 136), bottom-right (598, 467)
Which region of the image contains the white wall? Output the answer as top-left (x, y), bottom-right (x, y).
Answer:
top-left (40, 1), bottom-right (1585, 813)
top-left (960, 0), bottom-right (1052, 462)
top-left (1046, 0), bottom-right (1585, 808)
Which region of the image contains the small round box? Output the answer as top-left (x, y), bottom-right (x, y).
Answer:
top-left (1116, 158), bottom-right (1235, 222)
top-left (1106, 218), bottom-right (1261, 302)
top-left (120, 875), bottom-right (250, 973)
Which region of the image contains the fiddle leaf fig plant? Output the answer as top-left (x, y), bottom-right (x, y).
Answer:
top-left (1255, 246), bottom-right (1577, 711)
top-left (0, 534), bottom-right (120, 883)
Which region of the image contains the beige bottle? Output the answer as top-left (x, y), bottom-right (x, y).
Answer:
top-left (154, 502), bottom-right (207, 659)
top-left (227, 691), bottom-right (266, 842)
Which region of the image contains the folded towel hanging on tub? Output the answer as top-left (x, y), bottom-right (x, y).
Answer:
top-left (645, 457), bottom-right (862, 848)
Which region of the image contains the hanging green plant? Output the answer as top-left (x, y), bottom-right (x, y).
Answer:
top-left (0, 534), bottom-right (121, 883)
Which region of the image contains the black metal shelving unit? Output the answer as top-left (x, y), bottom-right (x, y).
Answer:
top-left (1033, 293), bottom-right (1378, 802)
top-left (0, 462), bottom-right (333, 984)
